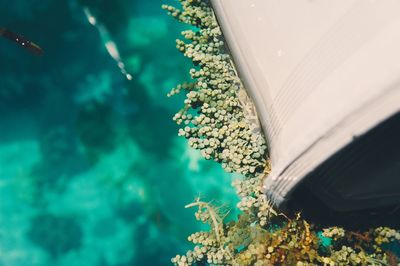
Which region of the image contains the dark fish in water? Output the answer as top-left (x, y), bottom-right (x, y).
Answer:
top-left (0, 27), bottom-right (43, 55)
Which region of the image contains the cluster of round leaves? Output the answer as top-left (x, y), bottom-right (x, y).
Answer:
top-left (163, 0), bottom-right (400, 265)
top-left (170, 175), bottom-right (400, 266)
top-left (162, 0), bottom-right (267, 176)
top-left (375, 227), bottom-right (400, 245)
top-left (322, 227), bottom-right (346, 241)
top-left (232, 168), bottom-right (278, 227)
top-left (319, 226), bottom-right (400, 265)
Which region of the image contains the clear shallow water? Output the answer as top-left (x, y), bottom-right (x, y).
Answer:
top-left (0, 1), bottom-right (239, 265)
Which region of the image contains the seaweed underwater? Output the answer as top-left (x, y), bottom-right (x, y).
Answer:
top-left (163, 0), bottom-right (400, 265)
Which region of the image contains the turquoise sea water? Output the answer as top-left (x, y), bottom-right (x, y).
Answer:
top-left (0, 1), bottom-right (239, 265)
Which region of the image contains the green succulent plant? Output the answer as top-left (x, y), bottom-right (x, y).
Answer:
top-left (163, 0), bottom-right (267, 177)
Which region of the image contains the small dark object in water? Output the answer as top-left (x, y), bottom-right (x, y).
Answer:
top-left (0, 27), bottom-right (43, 55)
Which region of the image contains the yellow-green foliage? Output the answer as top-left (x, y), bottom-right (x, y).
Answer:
top-left (163, 1), bottom-right (400, 265)
top-left (171, 172), bottom-right (399, 266)
top-left (162, 0), bottom-right (267, 177)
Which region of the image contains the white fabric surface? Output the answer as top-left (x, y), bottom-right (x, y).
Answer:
top-left (211, 0), bottom-right (400, 207)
